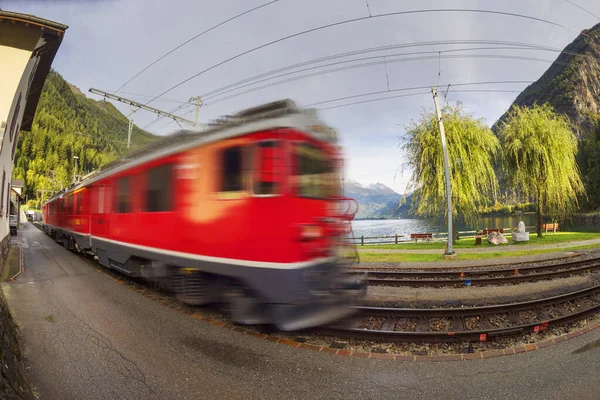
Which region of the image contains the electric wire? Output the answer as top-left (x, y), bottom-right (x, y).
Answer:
top-left (564, 0), bottom-right (600, 20)
top-left (113, 0), bottom-right (280, 93)
top-left (198, 40), bottom-right (569, 100)
top-left (142, 8), bottom-right (583, 106)
top-left (307, 80), bottom-right (533, 107)
top-left (201, 54), bottom-right (554, 107)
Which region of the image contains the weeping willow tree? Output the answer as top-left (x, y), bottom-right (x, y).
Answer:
top-left (402, 102), bottom-right (500, 243)
top-left (498, 104), bottom-right (585, 238)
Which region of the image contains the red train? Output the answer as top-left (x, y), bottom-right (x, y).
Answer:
top-left (42, 100), bottom-right (365, 330)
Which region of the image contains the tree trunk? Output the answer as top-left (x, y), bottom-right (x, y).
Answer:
top-left (452, 214), bottom-right (457, 246)
top-left (537, 193), bottom-right (543, 238)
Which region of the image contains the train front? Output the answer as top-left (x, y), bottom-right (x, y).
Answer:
top-left (267, 124), bottom-right (367, 331)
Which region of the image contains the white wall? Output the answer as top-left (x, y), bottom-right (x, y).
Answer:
top-left (0, 26), bottom-right (43, 240)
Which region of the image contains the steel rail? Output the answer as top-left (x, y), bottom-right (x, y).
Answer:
top-left (323, 285), bottom-right (600, 342)
top-left (365, 258), bottom-right (600, 286)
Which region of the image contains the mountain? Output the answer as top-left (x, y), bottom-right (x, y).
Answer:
top-left (14, 70), bottom-right (157, 205)
top-left (344, 180), bottom-right (410, 219)
top-left (494, 22), bottom-right (600, 133)
top-left (492, 22), bottom-right (600, 209)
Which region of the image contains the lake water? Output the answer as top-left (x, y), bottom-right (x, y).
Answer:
top-left (351, 214), bottom-right (540, 239)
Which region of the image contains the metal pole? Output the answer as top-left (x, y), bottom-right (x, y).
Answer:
top-left (190, 96), bottom-right (203, 128)
top-left (127, 105), bottom-right (134, 152)
top-left (432, 87), bottom-right (454, 255)
top-left (73, 156), bottom-right (79, 183)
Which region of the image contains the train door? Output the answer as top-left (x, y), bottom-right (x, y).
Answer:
top-left (137, 161), bottom-right (176, 249)
top-left (111, 172), bottom-right (140, 244)
top-left (245, 135), bottom-right (288, 262)
top-left (90, 183), bottom-right (111, 240)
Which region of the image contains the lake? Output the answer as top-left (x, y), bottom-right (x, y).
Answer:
top-left (351, 214), bottom-right (540, 240)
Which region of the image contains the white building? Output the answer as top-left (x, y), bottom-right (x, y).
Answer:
top-left (0, 11), bottom-right (67, 258)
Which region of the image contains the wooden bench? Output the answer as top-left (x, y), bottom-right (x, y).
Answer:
top-left (481, 228), bottom-right (504, 235)
top-left (542, 223), bottom-right (558, 233)
top-left (410, 233), bottom-right (433, 242)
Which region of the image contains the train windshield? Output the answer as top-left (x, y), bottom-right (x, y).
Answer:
top-left (293, 142), bottom-right (340, 199)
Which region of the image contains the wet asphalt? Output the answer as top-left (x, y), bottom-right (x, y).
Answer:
top-left (2, 223), bottom-right (600, 400)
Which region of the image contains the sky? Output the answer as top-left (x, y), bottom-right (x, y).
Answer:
top-left (2, 0), bottom-right (600, 194)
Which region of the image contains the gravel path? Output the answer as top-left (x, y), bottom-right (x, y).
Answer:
top-left (365, 275), bottom-right (595, 307)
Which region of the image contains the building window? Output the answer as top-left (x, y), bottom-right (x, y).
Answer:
top-left (114, 176), bottom-right (131, 213)
top-left (1, 170), bottom-right (5, 217)
top-left (7, 183), bottom-right (10, 215)
top-left (11, 124), bottom-right (20, 160)
top-left (145, 164), bottom-right (172, 212)
top-left (221, 146), bottom-right (245, 192)
top-left (254, 141), bottom-right (282, 195)
top-left (9, 94), bottom-right (21, 142)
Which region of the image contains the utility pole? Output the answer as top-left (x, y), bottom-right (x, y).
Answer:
top-left (88, 88), bottom-right (196, 150)
top-left (432, 87), bottom-right (454, 255)
top-left (190, 96), bottom-right (203, 128)
top-left (127, 105), bottom-right (135, 151)
top-left (73, 156), bottom-right (79, 183)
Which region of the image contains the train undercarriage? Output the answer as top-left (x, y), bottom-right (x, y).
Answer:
top-left (43, 224), bottom-right (366, 331)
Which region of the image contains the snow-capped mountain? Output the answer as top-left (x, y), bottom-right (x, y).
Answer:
top-left (343, 180), bottom-right (410, 219)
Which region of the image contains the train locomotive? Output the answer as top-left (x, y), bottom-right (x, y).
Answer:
top-left (42, 99), bottom-right (365, 331)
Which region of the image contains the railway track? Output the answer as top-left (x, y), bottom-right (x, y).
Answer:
top-left (323, 284), bottom-right (600, 342)
top-left (365, 256), bottom-right (600, 287)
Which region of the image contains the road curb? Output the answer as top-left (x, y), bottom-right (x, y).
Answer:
top-left (96, 268), bottom-right (600, 362)
top-left (6, 235), bottom-right (24, 282)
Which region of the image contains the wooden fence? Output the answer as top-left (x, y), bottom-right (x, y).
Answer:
top-left (350, 225), bottom-right (541, 245)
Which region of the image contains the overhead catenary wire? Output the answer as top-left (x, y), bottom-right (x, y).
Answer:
top-left (96, 91), bottom-right (189, 104)
top-left (365, 0), bottom-right (372, 17)
top-left (383, 56), bottom-right (390, 91)
top-left (142, 102), bottom-right (195, 130)
top-left (317, 89), bottom-right (524, 111)
top-left (112, 0), bottom-right (280, 93)
top-left (198, 39), bottom-right (577, 101)
top-left (307, 80), bottom-right (533, 107)
top-left (142, 8), bottom-right (585, 106)
top-left (201, 54), bottom-right (554, 107)
top-left (564, 0), bottom-right (600, 20)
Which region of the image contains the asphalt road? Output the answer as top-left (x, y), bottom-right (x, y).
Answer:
top-left (2, 223), bottom-right (600, 400)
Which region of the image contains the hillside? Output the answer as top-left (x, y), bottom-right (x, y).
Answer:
top-left (494, 22), bottom-right (600, 132)
top-left (13, 70), bottom-right (157, 205)
top-left (344, 180), bottom-right (411, 219)
top-left (493, 22), bottom-right (600, 210)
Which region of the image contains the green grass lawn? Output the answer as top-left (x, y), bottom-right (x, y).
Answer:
top-left (359, 231), bottom-right (600, 250)
top-left (359, 242), bottom-right (600, 263)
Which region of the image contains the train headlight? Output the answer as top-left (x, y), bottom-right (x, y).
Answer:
top-left (298, 224), bottom-right (324, 241)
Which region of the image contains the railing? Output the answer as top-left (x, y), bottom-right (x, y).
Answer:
top-left (350, 226), bottom-right (539, 245)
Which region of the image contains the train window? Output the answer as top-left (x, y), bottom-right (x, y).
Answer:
top-left (253, 141), bottom-right (281, 195)
top-left (76, 192), bottom-right (83, 214)
top-left (114, 176), bottom-right (131, 213)
top-left (221, 146), bottom-right (245, 192)
top-left (293, 143), bottom-right (335, 199)
top-left (98, 186), bottom-right (105, 214)
top-left (145, 164), bottom-right (172, 212)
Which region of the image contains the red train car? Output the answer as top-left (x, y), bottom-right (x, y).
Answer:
top-left (42, 100), bottom-right (365, 330)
